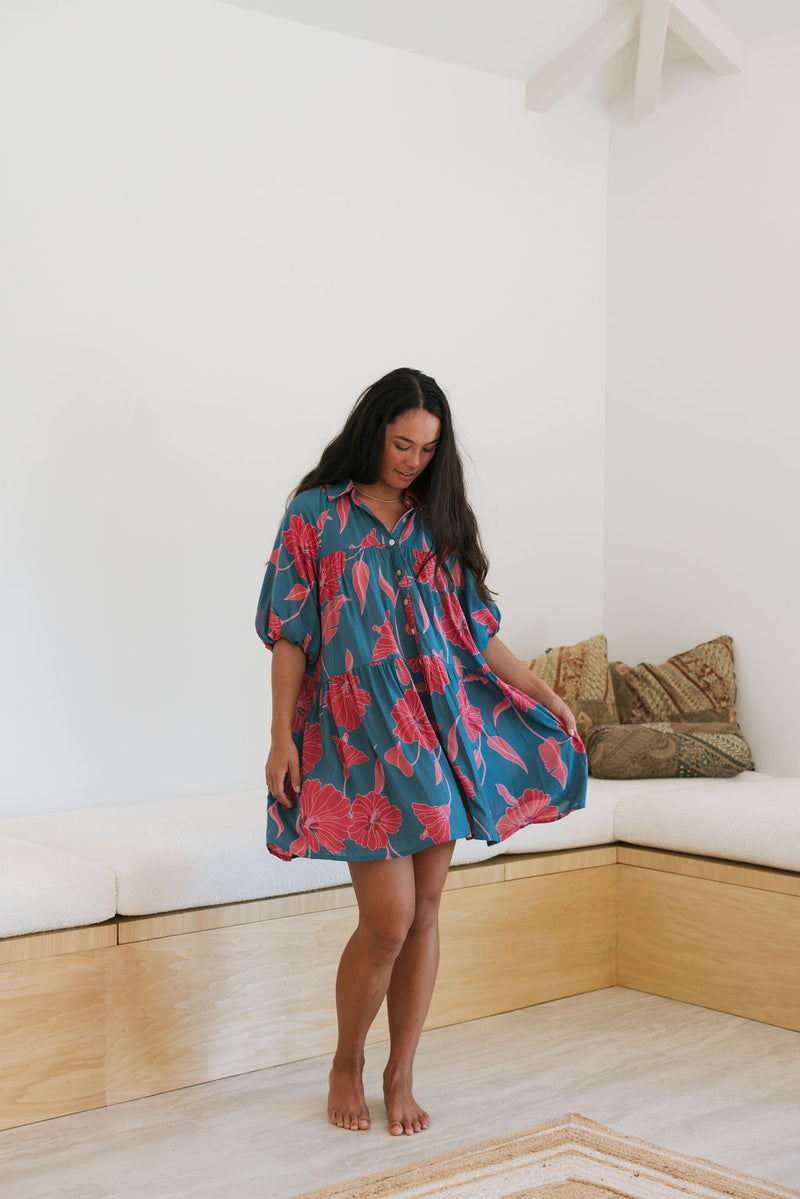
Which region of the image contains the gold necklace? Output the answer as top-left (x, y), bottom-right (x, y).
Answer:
top-left (355, 485), bottom-right (405, 505)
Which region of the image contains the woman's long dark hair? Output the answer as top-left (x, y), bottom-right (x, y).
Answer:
top-left (292, 367), bottom-right (494, 602)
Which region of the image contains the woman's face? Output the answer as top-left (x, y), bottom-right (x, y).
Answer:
top-left (379, 408), bottom-right (441, 492)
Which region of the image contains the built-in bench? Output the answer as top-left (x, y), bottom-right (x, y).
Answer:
top-left (2, 771), bottom-right (799, 1132)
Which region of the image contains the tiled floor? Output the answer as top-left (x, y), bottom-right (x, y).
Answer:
top-left (2, 987), bottom-right (800, 1198)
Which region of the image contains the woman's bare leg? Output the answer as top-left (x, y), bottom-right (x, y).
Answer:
top-left (383, 840), bottom-right (455, 1135)
top-left (327, 855), bottom-right (416, 1130)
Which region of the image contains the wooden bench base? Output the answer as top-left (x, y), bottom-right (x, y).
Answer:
top-left (2, 843), bottom-right (799, 1132)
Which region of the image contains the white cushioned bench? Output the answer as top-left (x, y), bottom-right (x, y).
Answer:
top-left (2, 770), bottom-right (799, 1133)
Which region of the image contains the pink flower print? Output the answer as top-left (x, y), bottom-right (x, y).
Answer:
top-left (457, 683), bottom-right (484, 741)
top-left (391, 688), bottom-right (439, 751)
top-left (471, 607), bottom-right (499, 639)
top-left (395, 658), bottom-right (411, 686)
top-left (350, 790), bottom-right (402, 851)
top-left (267, 611), bottom-right (283, 642)
top-left (283, 515), bottom-right (319, 583)
top-left (495, 784), bottom-right (559, 839)
top-left (420, 653), bottom-right (449, 694)
top-left (301, 722), bottom-right (323, 773)
top-left (292, 674), bottom-right (315, 734)
top-left (372, 614), bottom-right (400, 662)
top-left (439, 591), bottom-right (478, 654)
top-left (412, 802), bottom-right (452, 842)
top-left (384, 742), bottom-right (414, 777)
top-left (293, 779), bottom-right (352, 855)
top-left (318, 551), bottom-right (346, 603)
top-left (452, 764), bottom-right (475, 799)
top-left (412, 548), bottom-right (436, 586)
top-left (332, 733), bottom-right (369, 781)
top-left (324, 671), bottom-right (372, 731)
top-left (539, 736), bottom-right (568, 787)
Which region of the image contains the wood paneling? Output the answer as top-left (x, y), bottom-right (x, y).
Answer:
top-left (503, 845), bottom-right (617, 882)
top-left (617, 846), bottom-right (800, 898)
top-left (618, 865), bottom-right (800, 1032)
top-left (430, 866), bottom-right (617, 1027)
top-left (0, 950), bottom-right (110, 1130)
top-left (106, 863), bottom-right (617, 1105)
top-left (0, 922), bottom-right (117, 965)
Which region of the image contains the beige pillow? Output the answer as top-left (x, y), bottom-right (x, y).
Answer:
top-left (528, 633), bottom-right (618, 742)
top-left (609, 635), bottom-right (738, 725)
top-left (587, 719), bottom-right (755, 780)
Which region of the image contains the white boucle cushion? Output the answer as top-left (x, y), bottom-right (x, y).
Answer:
top-left (0, 792), bottom-right (353, 916)
top-left (0, 836), bottom-right (116, 937)
top-left (613, 771), bottom-right (800, 872)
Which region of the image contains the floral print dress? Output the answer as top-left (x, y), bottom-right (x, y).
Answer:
top-left (256, 480), bottom-right (587, 861)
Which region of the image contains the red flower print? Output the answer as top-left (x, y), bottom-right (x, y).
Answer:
top-left (571, 729), bottom-right (586, 753)
top-left (292, 674), bottom-right (315, 733)
top-left (318, 551), bottom-right (346, 603)
top-left (439, 592), bottom-right (478, 654)
top-left (452, 764), bottom-right (475, 799)
top-left (350, 790), bottom-right (402, 851)
top-left (321, 594), bottom-right (347, 645)
top-left (295, 779), bottom-right (352, 854)
top-left (384, 742), bottom-right (414, 777)
top-left (301, 722), bottom-right (323, 773)
top-left (353, 560), bottom-right (370, 613)
top-left (420, 653), bottom-right (449, 694)
top-left (412, 549), bottom-right (436, 586)
top-left (268, 611), bottom-right (283, 642)
top-left (495, 784), bottom-right (559, 839)
top-left (486, 735), bottom-right (527, 770)
top-left (457, 683), bottom-right (484, 741)
top-left (412, 802), bottom-right (452, 842)
top-left (496, 678), bottom-right (539, 712)
top-left (539, 736), bottom-right (568, 787)
top-left (283, 515), bottom-right (319, 583)
top-left (471, 607), bottom-right (499, 639)
top-left (357, 529), bottom-right (382, 549)
top-left (333, 733), bottom-right (370, 780)
top-left (392, 688), bottom-right (439, 751)
top-left (325, 670), bottom-right (372, 731)
top-left (395, 658), bottom-right (411, 686)
top-left (372, 614), bottom-right (400, 662)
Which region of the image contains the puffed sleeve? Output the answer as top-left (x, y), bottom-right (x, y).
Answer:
top-left (255, 493), bottom-right (323, 665)
top-left (457, 562), bottom-right (501, 653)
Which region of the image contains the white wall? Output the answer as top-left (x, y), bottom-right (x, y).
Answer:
top-left (605, 32), bottom-right (800, 775)
top-left (0, 0), bottom-right (608, 815)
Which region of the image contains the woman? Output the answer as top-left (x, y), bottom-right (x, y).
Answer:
top-left (256, 368), bottom-right (587, 1137)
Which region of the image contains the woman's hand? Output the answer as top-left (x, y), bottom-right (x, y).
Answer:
top-left (265, 733), bottom-right (301, 808)
top-left (483, 635), bottom-right (578, 738)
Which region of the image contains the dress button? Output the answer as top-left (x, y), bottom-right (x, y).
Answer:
top-left (388, 538), bottom-right (395, 545)
top-left (395, 569), bottom-right (402, 578)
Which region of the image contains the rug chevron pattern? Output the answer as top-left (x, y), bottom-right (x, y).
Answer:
top-left (297, 1113), bottom-right (799, 1199)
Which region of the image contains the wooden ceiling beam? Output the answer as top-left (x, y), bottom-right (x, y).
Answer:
top-left (526, 0), bottom-right (640, 112)
top-left (669, 0), bottom-right (745, 75)
top-left (633, 0), bottom-right (671, 121)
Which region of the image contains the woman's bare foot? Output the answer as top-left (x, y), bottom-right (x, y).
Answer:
top-left (383, 1066), bottom-right (430, 1136)
top-left (328, 1062), bottom-right (370, 1131)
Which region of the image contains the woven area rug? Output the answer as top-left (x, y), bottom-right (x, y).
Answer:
top-left (296, 1113), bottom-right (799, 1199)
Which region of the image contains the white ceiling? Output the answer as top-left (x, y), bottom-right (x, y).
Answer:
top-left (219, 0), bottom-right (800, 99)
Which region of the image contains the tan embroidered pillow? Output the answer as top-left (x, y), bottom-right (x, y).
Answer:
top-left (528, 633), bottom-right (618, 742)
top-left (608, 635), bottom-right (737, 725)
top-left (587, 719), bottom-right (755, 780)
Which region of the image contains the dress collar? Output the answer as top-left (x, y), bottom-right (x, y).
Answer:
top-left (324, 479), bottom-right (421, 509)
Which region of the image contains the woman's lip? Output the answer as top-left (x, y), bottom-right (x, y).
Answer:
top-left (397, 470), bottom-right (414, 479)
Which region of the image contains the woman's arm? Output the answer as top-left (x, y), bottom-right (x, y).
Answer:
top-left (265, 638), bottom-right (308, 807)
top-left (483, 635), bottom-right (578, 737)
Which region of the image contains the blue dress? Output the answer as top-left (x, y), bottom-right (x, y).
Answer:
top-left (256, 480), bottom-right (587, 861)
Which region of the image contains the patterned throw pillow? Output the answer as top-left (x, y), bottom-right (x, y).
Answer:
top-left (608, 635), bottom-right (737, 725)
top-left (587, 719), bottom-right (755, 780)
top-left (528, 633), bottom-right (618, 742)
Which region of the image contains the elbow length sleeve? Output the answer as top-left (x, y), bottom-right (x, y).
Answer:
top-left (255, 499), bottom-right (322, 665)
